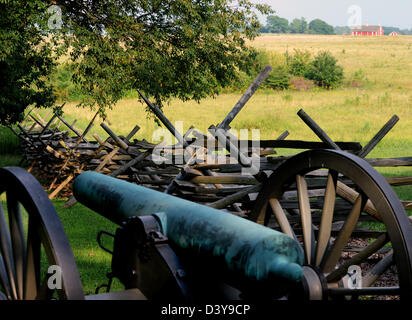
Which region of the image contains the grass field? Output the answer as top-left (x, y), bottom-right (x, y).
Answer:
top-left (4, 34), bottom-right (412, 295)
top-left (45, 35), bottom-right (412, 154)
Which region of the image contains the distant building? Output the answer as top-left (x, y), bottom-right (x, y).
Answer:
top-left (389, 31), bottom-right (399, 36)
top-left (351, 25), bottom-right (384, 36)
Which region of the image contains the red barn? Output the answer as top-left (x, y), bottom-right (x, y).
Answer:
top-left (351, 25), bottom-right (384, 36)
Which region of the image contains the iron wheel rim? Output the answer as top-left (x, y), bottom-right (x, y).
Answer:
top-left (0, 167), bottom-right (84, 300)
top-left (251, 149), bottom-right (412, 300)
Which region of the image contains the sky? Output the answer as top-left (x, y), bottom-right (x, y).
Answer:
top-left (255, 0), bottom-right (412, 29)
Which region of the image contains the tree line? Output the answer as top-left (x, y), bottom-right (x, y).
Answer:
top-left (261, 16), bottom-right (412, 36)
top-left (260, 16), bottom-right (335, 35)
top-left (334, 26), bottom-right (412, 35)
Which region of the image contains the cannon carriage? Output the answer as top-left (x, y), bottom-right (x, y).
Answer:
top-left (1, 66), bottom-right (412, 300)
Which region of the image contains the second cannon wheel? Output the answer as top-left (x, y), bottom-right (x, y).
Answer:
top-left (250, 149), bottom-right (412, 300)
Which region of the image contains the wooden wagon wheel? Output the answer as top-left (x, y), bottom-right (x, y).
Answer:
top-left (250, 149), bottom-right (412, 300)
top-left (0, 167), bottom-right (84, 300)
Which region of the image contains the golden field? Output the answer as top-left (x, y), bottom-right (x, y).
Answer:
top-left (44, 35), bottom-right (412, 160)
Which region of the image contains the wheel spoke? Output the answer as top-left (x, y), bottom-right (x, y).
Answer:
top-left (363, 251), bottom-right (394, 287)
top-left (296, 174), bottom-right (313, 264)
top-left (321, 194), bottom-right (363, 274)
top-left (0, 167), bottom-right (84, 300)
top-left (7, 193), bottom-right (26, 300)
top-left (251, 149), bottom-right (412, 300)
top-left (0, 254), bottom-right (12, 299)
top-left (326, 233), bottom-right (389, 282)
top-left (256, 203), bottom-right (267, 225)
top-left (0, 290), bottom-right (7, 300)
top-left (0, 202), bottom-right (18, 299)
top-left (315, 170), bottom-right (338, 266)
top-left (36, 275), bottom-right (54, 300)
top-left (24, 217), bottom-right (41, 300)
top-left (269, 198), bottom-right (296, 240)
top-left (336, 181), bottom-right (380, 221)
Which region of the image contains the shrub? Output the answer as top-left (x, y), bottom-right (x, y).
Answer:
top-left (353, 69), bottom-right (366, 82)
top-left (288, 49), bottom-right (312, 77)
top-left (228, 50), bottom-right (272, 91)
top-left (231, 50), bottom-right (290, 91)
top-left (227, 70), bottom-right (257, 91)
top-left (264, 64), bottom-right (291, 90)
top-left (305, 51), bottom-right (344, 88)
top-left (346, 69), bottom-right (368, 88)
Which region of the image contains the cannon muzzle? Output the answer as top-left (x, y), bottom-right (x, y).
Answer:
top-left (73, 171), bottom-right (304, 289)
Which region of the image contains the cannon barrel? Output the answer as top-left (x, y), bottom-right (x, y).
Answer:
top-left (73, 171), bottom-right (304, 285)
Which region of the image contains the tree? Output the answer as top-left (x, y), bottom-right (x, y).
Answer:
top-left (264, 64), bottom-right (290, 90)
top-left (265, 15), bottom-right (289, 33)
top-left (334, 26), bottom-right (351, 35)
top-left (289, 17), bottom-right (307, 34)
top-left (308, 19), bottom-right (335, 35)
top-left (288, 49), bottom-right (312, 77)
top-left (382, 26), bottom-right (400, 35)
top-left (0, 1), bottom-right (272, 125)
top-left (0, 1), bottom-right (58, 125)
top-left (305, 51), bottom-right (344, 88)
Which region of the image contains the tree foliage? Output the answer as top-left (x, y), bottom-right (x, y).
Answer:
top-left (0, 0), bottom-right (272, 124)
top-left (0, 1), bottom-right (58, 125)
top-left (260, 16), bottom-right (336, 36)
top-left (288, 49), bottom-right (312, 77)
top-left (334, 26), bottom-right (351, 35)
top-left (308, 19), bottom-right (335, 35)
top-left (305, 51), bottom-right (343, 88)
top-left (381, 26), bottom-right (412, 35)
top-left (289, 17), bottom-right (307, 34)
top-left (263, 15), bottom-right (288, 33)
top-left (264, 64), bottom-right (290, 90)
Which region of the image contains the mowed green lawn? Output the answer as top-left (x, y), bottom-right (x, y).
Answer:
top-left (5, 34), bottom-right (412, 295)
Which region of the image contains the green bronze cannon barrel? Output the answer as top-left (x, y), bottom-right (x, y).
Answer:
top-left (73, 171), bottom-right (304, 285)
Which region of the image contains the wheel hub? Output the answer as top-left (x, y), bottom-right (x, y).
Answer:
top-left (289, 265), bottom-right (329, 300)
top-left (301, 266), bottom-right (328, 300)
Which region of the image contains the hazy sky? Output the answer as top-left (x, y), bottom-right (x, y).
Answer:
top-left (256, 0), bottom-right (412, 29)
